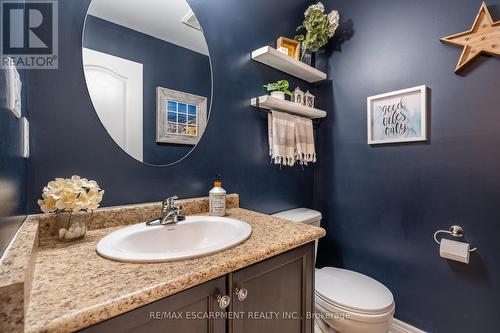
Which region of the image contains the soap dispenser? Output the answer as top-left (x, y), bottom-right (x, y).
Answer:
top-left (209, 175), bottom-right (226, 216)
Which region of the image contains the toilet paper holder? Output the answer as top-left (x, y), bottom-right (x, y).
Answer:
top-left (433, 225), bottom-right (477, 252)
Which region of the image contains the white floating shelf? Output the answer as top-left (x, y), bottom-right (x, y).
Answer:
top-left (251, 46), bottom-right (327, 83)
top-left (250, 95), bottom-right (326, 119)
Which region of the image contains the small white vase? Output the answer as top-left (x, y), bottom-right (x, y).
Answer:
top-left (271, 91), bottom-right (285, 100)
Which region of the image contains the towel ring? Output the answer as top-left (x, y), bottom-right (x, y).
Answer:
top-left (433, 225), bottom-right (477, 252)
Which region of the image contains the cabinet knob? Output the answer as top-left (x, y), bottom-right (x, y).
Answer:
top-left (216, 294), bottom-right (231, 309)
top-left (235, 287), bottom-right (248, 301)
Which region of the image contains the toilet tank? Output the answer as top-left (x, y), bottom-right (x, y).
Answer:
top-left (272, 208), bottom-right (322, 227)
top-left (272, 208), bottom-right (322, 264)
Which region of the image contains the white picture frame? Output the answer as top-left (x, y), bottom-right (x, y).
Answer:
top-left (156, 87), bottom-right (207, 145)
top-left (367, 85), bottom-right (427, 145)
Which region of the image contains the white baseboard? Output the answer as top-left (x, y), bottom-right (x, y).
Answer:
top-left (390, 318), bottom-right (427, 333)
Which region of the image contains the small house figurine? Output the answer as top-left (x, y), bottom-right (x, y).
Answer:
top-left (304, 90), bottom-right (315, 108)
top-left (292, 87), bottom-right (305, 106)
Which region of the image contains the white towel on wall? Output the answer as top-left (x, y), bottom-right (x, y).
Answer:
top-left (268, 110), bottom-right (296, 166)
top-left (268, 110), bottom-right (316, 167)
top-left (0, 58), bottom-right (22, 118)
top-left (295, 116), bottom-right (316, 165)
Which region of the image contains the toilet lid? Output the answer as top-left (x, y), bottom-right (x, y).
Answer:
top-left (315, 267), bottom-right (394, 315)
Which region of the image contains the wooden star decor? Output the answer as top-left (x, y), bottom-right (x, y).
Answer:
top-left (440, 2), bottom-right (500, 73)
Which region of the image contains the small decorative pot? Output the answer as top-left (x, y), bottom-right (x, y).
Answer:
top-left (271, 91), bottom-right (285, 100)
top-left (55, 212), bottom-right (89, 241)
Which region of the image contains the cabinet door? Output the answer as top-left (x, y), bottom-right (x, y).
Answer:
top-left (79, 276), bottom-right (227, 333)
top-left (230, 243), bottom-right (314, 333)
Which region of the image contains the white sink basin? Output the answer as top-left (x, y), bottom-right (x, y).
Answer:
top-left (96, 216), bottom-right (252, 263)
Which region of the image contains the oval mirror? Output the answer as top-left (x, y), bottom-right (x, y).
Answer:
top-left (82, 0), bottom-right (212, 166)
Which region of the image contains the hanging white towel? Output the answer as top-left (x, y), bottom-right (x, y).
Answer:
top-left (0, 57), bottom-right (22, 118)
top-left (268, 110), bottom-right (317, 167)
top-left (268, 110), bottom-right (296, 166)
top-left (295, 116), bottom-right (316, 165)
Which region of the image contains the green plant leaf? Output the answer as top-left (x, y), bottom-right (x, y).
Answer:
top-left (263, 80), bottom-right (292, 93)
top-left (294, 34), bottom-right (305, 42)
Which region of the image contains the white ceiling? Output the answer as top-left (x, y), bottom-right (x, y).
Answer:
top-left (87, 0), bottom-right (209, 55)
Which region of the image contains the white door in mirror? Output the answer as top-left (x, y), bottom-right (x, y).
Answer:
top-left (96, 216), bottom-right (252, 263)
top-left (83, 48), bottom-right (144, 162)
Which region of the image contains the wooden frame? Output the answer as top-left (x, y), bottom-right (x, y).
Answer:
top-left (156, 87), bottom-right (207, 145)
top-left (276, 37), bottom-right (301, 60)
top-left (367, 85), bottom-right (427, 145)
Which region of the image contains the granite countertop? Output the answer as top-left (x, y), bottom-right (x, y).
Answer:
top-left (1, 195), bottom-right (325, 333)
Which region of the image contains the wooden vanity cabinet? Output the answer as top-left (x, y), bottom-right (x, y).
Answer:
top-left (79, 242), bottom-right (314, 333)
top-left (80, 276), bottom-right (227, 333)
top-left (229, 243), bottom-right (314, 333)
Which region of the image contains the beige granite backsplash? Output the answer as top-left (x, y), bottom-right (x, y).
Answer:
top-left (35, 194), bottom-right (239, 243)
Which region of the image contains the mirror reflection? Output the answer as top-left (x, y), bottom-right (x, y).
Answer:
top-left (83, 0), bottom-right (211, 166)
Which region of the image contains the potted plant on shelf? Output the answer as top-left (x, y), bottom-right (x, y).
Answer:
top-left (262, 80), bottom-right (293, 100)
top-left (294, 2), bottom-right (339, 66)
top-left (38, 175), bottom-right (104, 241)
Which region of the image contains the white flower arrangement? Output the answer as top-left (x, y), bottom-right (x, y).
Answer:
top-left (295, 2), bottom-right (340, 57)
top-left (37, 175), bottom-right (104, 213)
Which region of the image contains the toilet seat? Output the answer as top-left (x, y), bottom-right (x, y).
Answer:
top-left (315, 291), bottom-right (395, 319)
top-left (315, 267), bottom-right (394, 315)
top-left (315, 291), bottom-right (394, 323)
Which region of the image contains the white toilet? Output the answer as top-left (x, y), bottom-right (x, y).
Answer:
top-left (273, 208), bottom-right (395, 333)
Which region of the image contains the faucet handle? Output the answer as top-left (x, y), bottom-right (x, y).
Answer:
top-left (174, 206), bottom-right (185, 222)
top-left (163, 195), bottom-right (179, 210)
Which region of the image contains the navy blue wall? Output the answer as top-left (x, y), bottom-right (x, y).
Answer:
top-left (314, 0), bottom-right (500, 332)
top-left (0, 67), bottom-right (28, 256)
top-left (26, 0), bottom-right (315, 214)
top-left (83, 15), bottom-right (211, 165)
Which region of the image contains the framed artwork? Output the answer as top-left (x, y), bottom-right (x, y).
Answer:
top-left (156, 87), bottom-right (207, 145)
top-left (367, 85), bottom-right (427, 145)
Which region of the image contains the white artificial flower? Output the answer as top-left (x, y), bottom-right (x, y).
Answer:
top-left (55, 190), bottom-right (77, 211)
top-left (87, 189), bottom-right (104, 210)
top-left (37, 176), bottom-right (104, 213)
top-left (38, 197), bottom-right (57, 213)
top-left (304, 2), bottom-right (325, 17)
top-left (81, 178), bottom-right (99, 190)
top-left (327, 10), bottom-right (340, 37)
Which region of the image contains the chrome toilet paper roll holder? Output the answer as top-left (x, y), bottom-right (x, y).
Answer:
top-left (433, 225), bottom-right (477, 252)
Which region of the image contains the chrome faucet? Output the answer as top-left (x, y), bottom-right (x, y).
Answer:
top-left (146, 195), bottom-right (185, 226)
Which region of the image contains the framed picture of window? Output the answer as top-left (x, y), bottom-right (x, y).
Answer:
top-left (367, 85), bottom-right (427, 145)
top-left (156, 87), bottom-right (207, 145)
